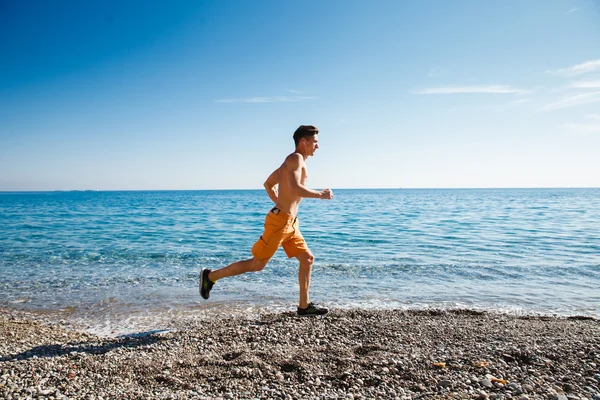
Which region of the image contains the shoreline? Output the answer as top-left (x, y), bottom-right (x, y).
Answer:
top-left (3, 300), bottom-right (599, 339)
top-left (1, 308), bottom-right (600, 399)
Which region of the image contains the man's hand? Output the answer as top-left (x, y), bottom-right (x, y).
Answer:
top-left (320, 188), bottom-right (334, 200)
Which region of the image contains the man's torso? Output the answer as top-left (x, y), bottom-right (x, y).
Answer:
top-left (274, 153), bottom-right (306, 217)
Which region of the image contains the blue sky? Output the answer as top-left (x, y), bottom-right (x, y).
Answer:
top-left (1, 0), bottom-right (599, 191)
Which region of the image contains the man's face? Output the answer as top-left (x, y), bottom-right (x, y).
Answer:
top-left (304, 134), bottom-right (319, 156)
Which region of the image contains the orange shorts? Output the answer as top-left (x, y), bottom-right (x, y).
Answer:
top-left (251, 208), bottom-right (310, 261)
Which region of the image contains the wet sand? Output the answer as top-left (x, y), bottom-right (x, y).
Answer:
top-left (1, 307), bottom-right (599, 399)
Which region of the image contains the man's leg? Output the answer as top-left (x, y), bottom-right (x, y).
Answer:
top-left (295, 250), bottom-right (328, 316)
top-left (209, 257), bottom-right (268, 282)
top-left (201, 210), bottom-right (284, 300)
top-left (200, 257), bottom-right (268, 299)
top-left (296, 251), bottom-right (314, 309)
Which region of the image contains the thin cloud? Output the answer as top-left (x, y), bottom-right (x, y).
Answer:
top-left (540, 91), bottom-right (600, 110)
top-left (412, 85), bottom-right (528, 95)
top-left (216, 96), bottom-right (316, 104)
top-left (546, 59), bottom-right (600, 77)
top-left (562, 113), bottom-right (600, 134)
top-left (512, 98), bottom-right (532, 104)
top-left (566, 7), bottom-right (579, 13)
top-left (569, 80), bottom-right (600, 89)
top-left (563, 122), bottom-right (600, 134)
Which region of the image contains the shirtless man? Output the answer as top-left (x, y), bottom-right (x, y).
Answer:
top-left (199, 125), bottom-right (334, 316)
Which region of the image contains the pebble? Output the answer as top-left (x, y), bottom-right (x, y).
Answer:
top-left (480, 378), bottom-right (493, 389)
top-left (439, 379), bottom-right (453, 388)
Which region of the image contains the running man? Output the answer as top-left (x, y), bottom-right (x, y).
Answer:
top-left (199, 125), bottom-right (334, 316)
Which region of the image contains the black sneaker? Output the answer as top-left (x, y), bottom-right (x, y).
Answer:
top-left (199, 269), bottom-right (214, 299)
top-left (297, 302), bottom-right (328, 317)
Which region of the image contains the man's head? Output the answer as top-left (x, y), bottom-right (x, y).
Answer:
top-left (293, 125), bottom-right (319, 146)
top-left (293, 125), bottom-right (319, 157)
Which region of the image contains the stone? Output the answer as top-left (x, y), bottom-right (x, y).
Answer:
top-left (439, 380), bottom-right (453, 388)
top-left (506, 383), bottom-right (520, 391)
top-left (480, 378), bottom-right (493, 389)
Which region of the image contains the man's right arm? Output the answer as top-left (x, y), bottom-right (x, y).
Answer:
top-left (263, 168), bottom-right (280, 204)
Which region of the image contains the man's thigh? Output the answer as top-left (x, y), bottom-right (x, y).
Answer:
top-left (252, 214), bottom-right (291, 261)
top-left (283, 231), bottom-right (310, 259)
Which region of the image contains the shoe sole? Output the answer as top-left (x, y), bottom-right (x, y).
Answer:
top-left (296, 314), bottom-right (327, 317)
top-left (296, 312), bottom-right (328, 317)
top-left (199, 269), bottom-right (209, 299)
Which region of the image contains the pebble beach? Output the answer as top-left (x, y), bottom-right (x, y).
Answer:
top-left (2, 308), bottom-right (600, 400)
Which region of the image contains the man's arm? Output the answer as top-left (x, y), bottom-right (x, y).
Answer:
top-left (286, 153), bottom-right (333, 199)
top-left (263, 168), bottom-right (280, 203)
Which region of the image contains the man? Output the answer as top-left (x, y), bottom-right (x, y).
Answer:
top-left (199, 125), bottom-right (334, 316)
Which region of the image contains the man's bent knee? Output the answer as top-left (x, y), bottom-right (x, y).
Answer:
top-left (247, 258), bottom-right (268, 272)
top-left (297, 251), bottom-right (314, 267)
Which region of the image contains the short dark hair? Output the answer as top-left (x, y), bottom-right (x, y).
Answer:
top-left (293, 125), bottom-right (319, 146)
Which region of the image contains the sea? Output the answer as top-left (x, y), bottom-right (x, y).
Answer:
top-left (1, 189), bottom-right (599, 335)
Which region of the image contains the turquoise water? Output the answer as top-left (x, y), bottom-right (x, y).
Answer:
top-left (1, 189), bottom-right (599, 328)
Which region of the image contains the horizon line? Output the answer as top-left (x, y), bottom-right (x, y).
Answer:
top-left (1, 186), bottom-right (599, 194)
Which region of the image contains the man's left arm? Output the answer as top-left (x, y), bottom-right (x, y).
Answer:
top-left (263, 168), bottom-right (279, 203)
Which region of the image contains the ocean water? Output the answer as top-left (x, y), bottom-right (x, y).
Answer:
top-left (1, 189), bottom-right (599, 333)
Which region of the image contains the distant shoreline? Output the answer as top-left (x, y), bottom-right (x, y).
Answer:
top-left (2, 187), bottom-right (599, 194)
